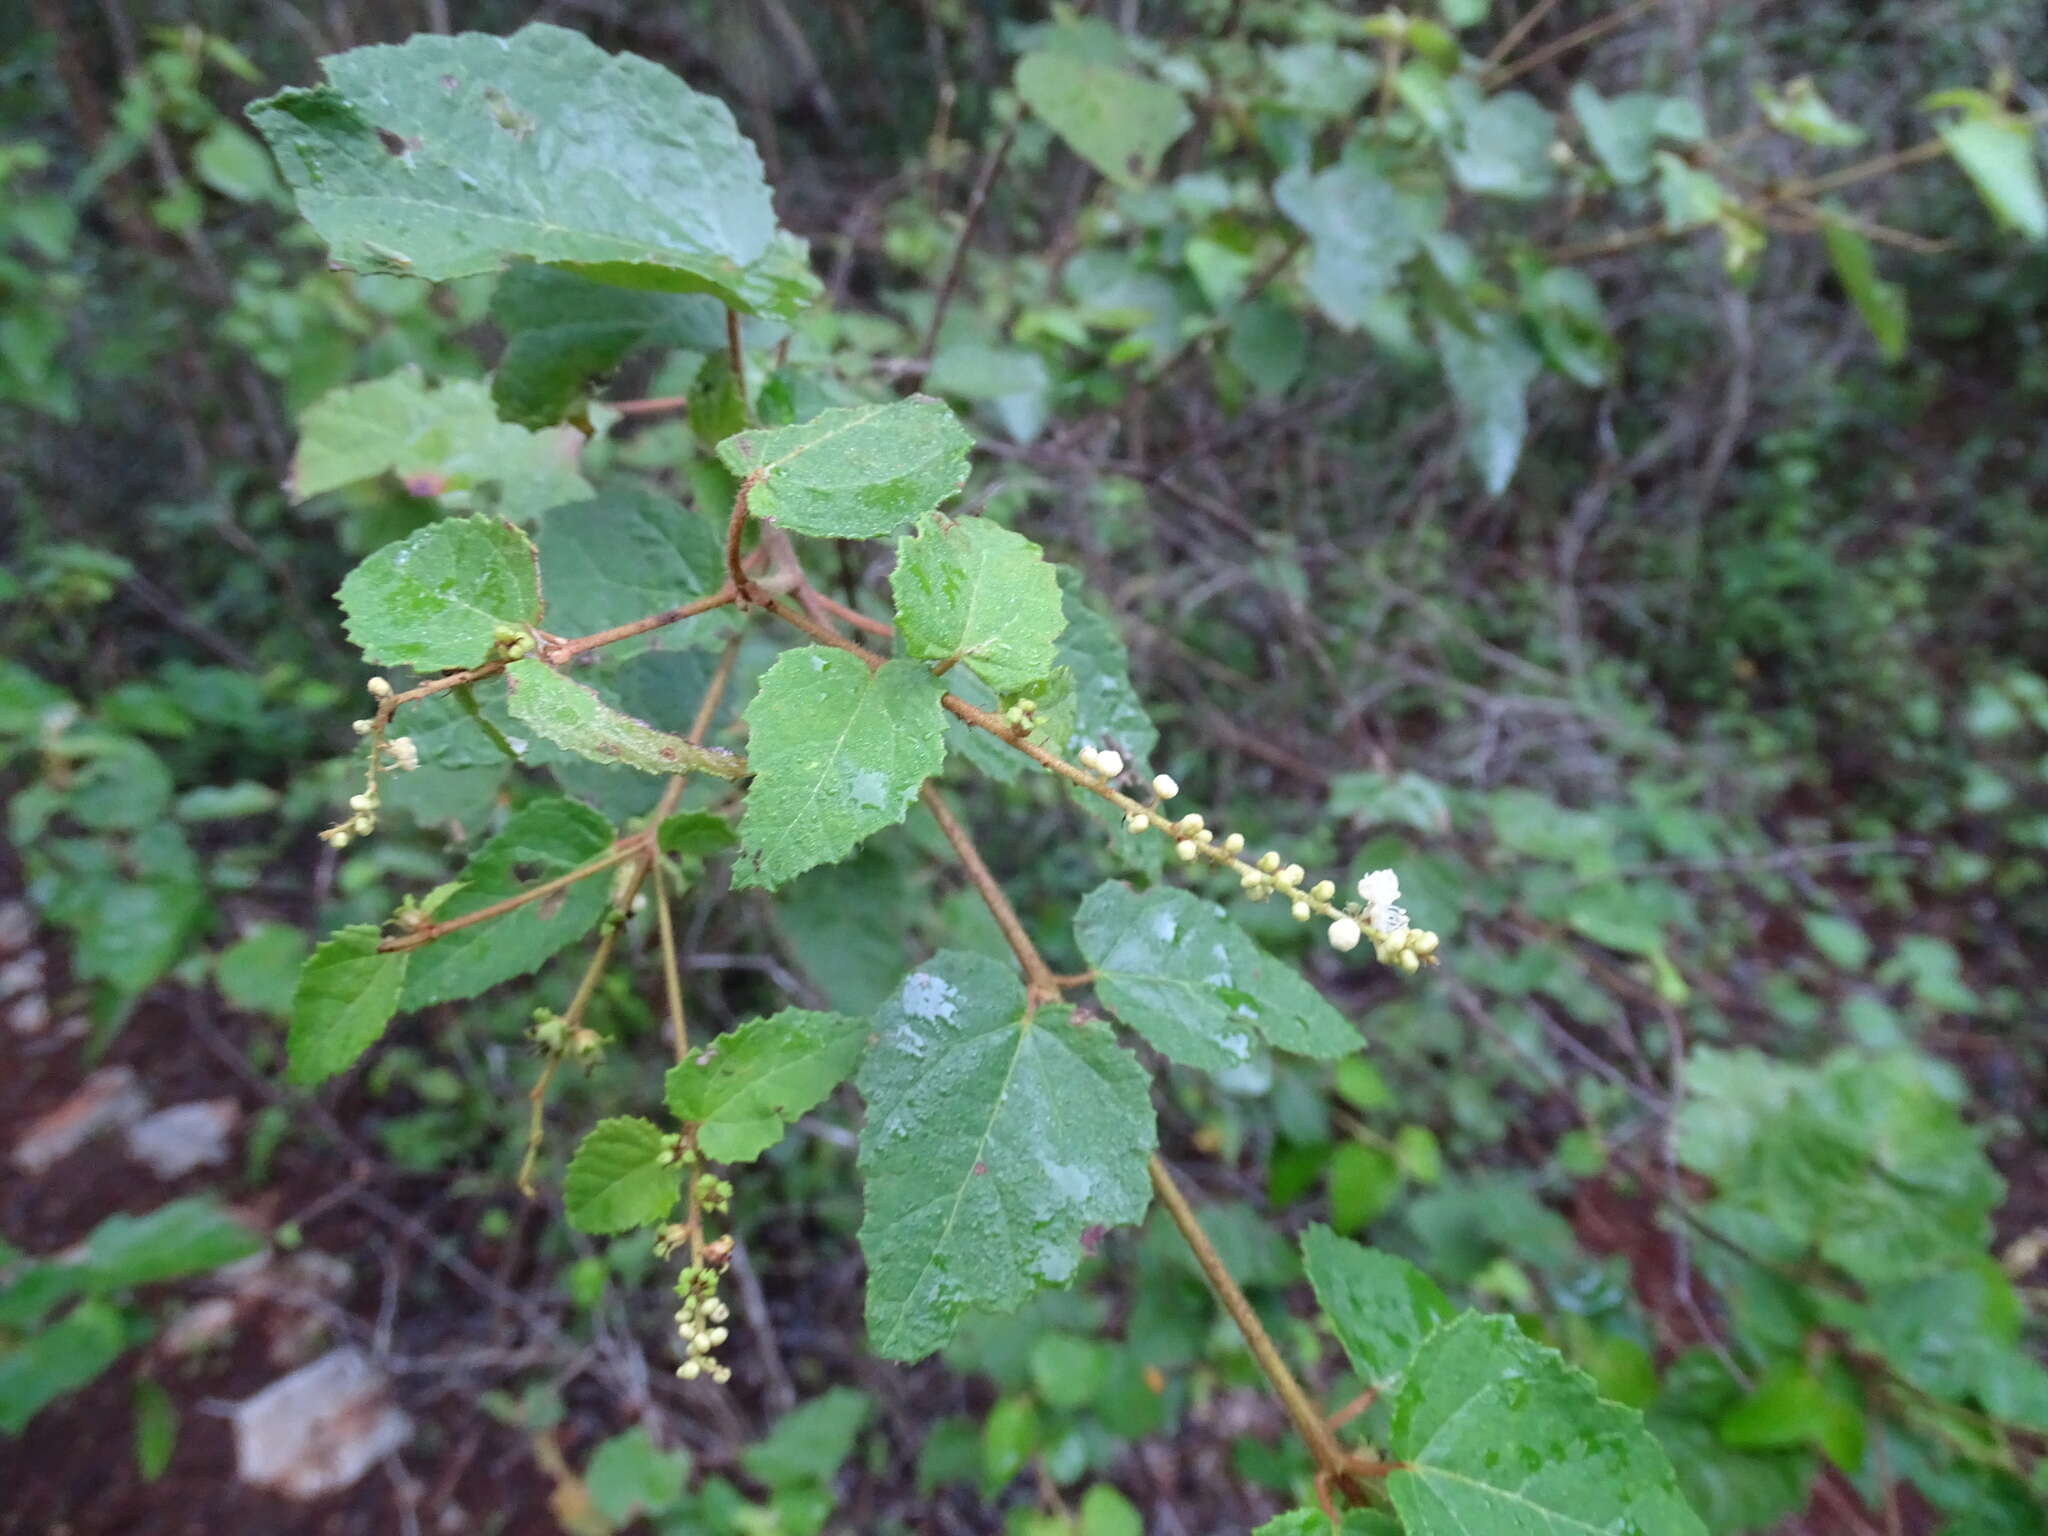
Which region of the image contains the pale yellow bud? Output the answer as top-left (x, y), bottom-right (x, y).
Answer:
top-left (1258, 851), bottom-right (1281, 873)
top-left (1291, 900), bottom-right (1311, 922)
top-left (1095, 750), bottom-right (1124, 778)
top-left (1399, 949), bottom-right (1421, 974)
top-left (1125, 813), bottom-right (1149, 834)
top-left (1309, 880), bottom-right (1335, 903)
top-left (1280, 864), bottom-right (1305, 888)
top-left (366, 676), bottom-right (393, 698)
top-left (1175, 839), bottom-right (1199, 861)
top-left (1328, 916), bottom-right (1363, 952)
top-left (1222, 832), bottom-right (1245, 854)
top-left (1152, 773), bottom-right (1180, 800)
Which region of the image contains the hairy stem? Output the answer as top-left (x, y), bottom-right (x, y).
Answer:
top-left (379, 843), bottom-right (639, 954)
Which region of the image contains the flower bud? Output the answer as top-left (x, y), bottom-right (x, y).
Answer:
top-left (1257, 851), bottom-right (1281, 874)
top-left (1125, 813), bottom-right (1149, 835)
top-left (1095, 750), bottom-right (1123, 778)
top-left (366, 676), bottom-right (393, 699)
top-left (1177, 813), bottom-right (1204, 833)
top-left (1328, 916), bottom-right (1363, 952)
top-left (1279, 864), bottom-right (1305, 888)
top-left (1412, 930), bottom-right (1439, 956)
top-left (1152, 773), bottom-right (1179, 800)
top-left (351, 718), bottom-right (374, 736)
top-left (1399, 949), bottom-right (1421, 974)
top-left (1078, 746), bottom-right (1102, 772)
top-left (1222, 832), bottom-right (1245, 854)
top-left (1309, 880), bottom-right (1335, 903)
top-left (1175, 839), bottom-right (1199, 861)
top-left (1291, 900), bottom-right (1311, 922)
top-left (328, 829), bottom-right (351, 849)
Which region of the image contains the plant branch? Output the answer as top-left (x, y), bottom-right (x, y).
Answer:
top-left (379, 843), bottom-right (639, 954)
top-left (1149, 1155), bottom-right (1369, 1504)
top-left (540, 585), bottom-right (741, 664)
top-left (725, 307), bottom-right (748, 407)
top-left (1483, 0), bottom-right (1663, 88)
top-left (919, 783), bottom-right (1062, 1002)
top-left (918, 120), bottom-right (1020, 367)
top-left (1482, 0), bottom-right (1565, 70)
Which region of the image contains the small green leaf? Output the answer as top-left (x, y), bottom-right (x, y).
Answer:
top-left (741, 1387), bottom-right (870, 1490)
top-left (1302, 1226), bottom-right (1455, 1393)
top-left (0, 1299), bottom-right (127, 1434)
top-left (1274, 158), bottom-right (1428, 329)
top-left (1432, 310), bottom-right (1539, 495)
top-left (401, 798), bottom-right (615, 1008)
top-left (1655, 151), bottom-right (1726, 231)
top-left (533, 486), bottom-right (733, 655)
top-left (1014, 51), bottom-right (1191, 189)
top-left (133, 1378), bottom-right (178, 1481)
top-left (857, 952), bottom-right (1156, 1361)
top-left (658, 811), bottom-right (738, 858)
top-left (1328, 1142), bottom-right (1401, 1234)
top-left (216, 923), bottom-right (311, 1018)
top-left (717, 396), bottom-right (972, 539)
top-left (891, 514), bottom-right (1064, 693)
top-left (585, 1426), bottom-right (690, 1524)
top-left (1570, 85), bottom-right (1675, 185)
top-left (248, 24), bottom-right (820, 316)
top-left (562, 1116), bottom-right (681, 1234)
top-left (287, 924), bottom-right (410, 1085)
top-left (338, 515), bottom-right (539, 672)
top-left (1445, 86), bottom-right (1555, 200)
top-left (1754, 78), bottom-right (1865, 147)
top-left (82, 1198), bottom-right (263, 1291)
top-left (504, 659), bottom-right (746, 779)
top-left (290, 368), bottom-right (591, 521)
top-left (1077, 1484), bottom-right (1143, 1536)
top-left (735, 648), bottom-right (947, 890)
top-left (1717, 1360), bottom-right (1866, 1473)
top-left (1075, 882), bottom-right (1357, 1070)
top-left (491, 264), bottom-right (728, 427)
top-left (664, 1008), bottom-right (866, 1163)
top-left (1822, 216), bottom-right (1907, 361)
top-left (1388, 1313), bottom-right (1707, 1536)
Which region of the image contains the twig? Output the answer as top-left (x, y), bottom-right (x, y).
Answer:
top-left (920, 784), bottom-right (1062, 1003)
top-left (1482, 0), bottom-right (1566, 70)
top-left (540, 584), bottom-right (741, 664)
top-left (917, 120), bottom-right (1020, 366)
top-left (379, 844), bottom-right (639, 954)
top-left (725, 308), bottom-right (748, 408)
top-left (1484, 0), bottom-right (1663, 88)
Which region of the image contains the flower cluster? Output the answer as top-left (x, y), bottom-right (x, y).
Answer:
top-left (529, 1006), bottom-right (605, 1063)
top-left (1072, 749), bottom-right (1443, 973)
top-left (321, 677), bottom-right (419, 848)
top-left (669, 1237), bottom-right (734, 1383)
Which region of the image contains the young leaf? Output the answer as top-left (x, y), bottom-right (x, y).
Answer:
top-left (337, 515), bottom-right (539, 672)
top-left (664, 1008), bottom-right (866, 1163)
top-left (1936, 112), bottom-right (2047, 240)
top-left (247, 24), bottom-right (821, 316)
top-left (1301, 1226), bottom-right (1455, 1392)
top-left (1822, 217), bottom-right (1907, 362)
top-left (562, 1116), bottom-right (680, 1234)
top-left (1014, 52), bottom-right (1191, 189)
top-left (856, 952), bottom-right (1156, 1361)
top-left (1431, 310), bottom-right (1540, 495)
top-left (1074, 882), bottom-right (1358, 1069)
top-left (1569, 85), bottom-right (1669, 185)
top-left (81, 1198), bottom-right (264, 1292)
top-left (290, 368), bottom-right (590, 522)
top-left (717, 397), bottom-right (972, 539)
top-left (1387, 1313), bottom-right (1707, 1535)
top-left (132, 1377), bottom-right (177, 1482)
top-left (401, 798), bottom-right (615, 1007)
top-left (286, 923), bottom-right (410, 1085)
top-left (890, 514), bottom-right (1064, 693)
top-left (740, 1386), bottom-right (870, 1490)
top-left (533, 487), bottom-right (732, 656)
top-left (504, 659), bottom-right (746, 779)
top-left (584, 1426), bottom-right (690, 1525)
top-left (491, 264), bottom-right (729, 427)
top-left (0, 1299), bottom-right (126, 1434)
top-left (735, 649), bottom-right (947, 890)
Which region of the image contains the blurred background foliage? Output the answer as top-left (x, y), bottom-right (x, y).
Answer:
top-left (2, 2), bottom-right (2046, 1533)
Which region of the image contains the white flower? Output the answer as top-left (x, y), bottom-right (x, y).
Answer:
top-left (1357, 868), bottom-right (1408, 934)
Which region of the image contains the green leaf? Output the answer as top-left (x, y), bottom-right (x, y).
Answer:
top-left (1647, 1351), bottom-right (1813, 1535)
top-left (891, 514), bottom-right (1064, 693)
top-left (1822, 216), bottom-right (1907, 361)
top-left (491, 264), bottom-right (727, 427)
top-left (82, 1198), bottom-right (263, 1291)
top-left (735, 649), bottom-right (947, 890)
top-left (287, 923), bottom-right (410, 1085)
top-left (337, 515), bottom-right (539, 672)
top-left (1523, 266), bottom-right (1614, 388)
top-left (1388, 1313), bottom-right (1708, 1535)
top-left (401, 797), bottom-right (615, 1007)
top-left (1432, 310), bottom-right (1540, 494)
top-left (1301, 1226), bottom-right (1455, 1392)
top-left (1014, 51), bottom-right (1191, 189)
top-left (1077, 1484), bottom-right (1144, 1536)
top-left (1225, 297), bottom-right (1309, 399)
top-left (1445, 86), bottom-right (1555, 200)
top-left (1075, 882), bottom-right (1357, 1070)
top-left (664, 1008), bottom-right (866, 1163)
top-left (0, 1299), bottom-right (127, 1434)
top-left (1328, 1142), bottom-right (1401, 1234)
top-left (533, 487), bottom-right (732, 656)
top-left (1655, 151), bottom-right (1726, 232)
top-left (504, 659), bottom-right (746, 779)
top-left (1274, 157), bottom-right (1428, 328)
top-left (1717, 1359), bottom-right (1865, 1472)
top-left (248, 24), bottom-right (820, 316)
top-left (585, 1426), bottom-right (690, 1523)
top-left (1570, 85), bottom-right (1671, 185)
top-left (562, 1116), bottom-right (680, 1234)
top-left (741, 1387), bottom-right (870, 1489)
top-left (856, 951), bottom-right (1156, 1361)
top-left (1053, 567), bottom-right (1158, 767)
top-left (1754, 78), bottom-right (1865, 148)
top-left (717, 396), bottom-right (972, 539)
top-left (1328, 769), bottom-right (1451, 835)
top-left (132, 1378), bottom-right (178, 1481)
top-left (290, 368), bottom-right (590, 522)
top-left (215, 923), bottom-right (309, 1017)
top-left (658, 811), bottom-right (738, 858)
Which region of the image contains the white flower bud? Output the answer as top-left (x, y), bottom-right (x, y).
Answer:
top-left (348, 793), bottom-right (376, 812)
top-left (1125, 813), bottom-right (1149, 835)
top-left (1175, 839), bottom-right (1199, 861)
top-left (1195, 827), bottom-right (1214, 844)
top-left (1241, 872), bottom-right (1264, 891)
top-left (366, 676), bottom-right (393, 698)
top-left (678, 1359), bottom-right (702, 1380)
top-left (1152, 773), bottom-right (1179, 800)
top-left (1178, 813), bottom-right (1204, 833)
top-left (1328, 916), bottom-right (1363, 952)
top-left (706, 1327), bottom-right (728, 1346)
top-left (1095, 750), bottom-right (1123, 778)
top-left (1399, 949), bottom-right (1421, 974)
top-left (1309, 880), bottom-right (1335, 903)
top-left (351, 719), bottom-right (374, 736)
top-left (1078, 746), bottom-right (1102, 772)
top-left (1222, 832), bottom-right (1244, 854)
top-left (328, 829), bottom-right (351, 849)
top-left (1412, 930), bottom-right (1439, 956)
top-left (1257, 851), bottom-right (1281, 873)
top-left (1279, 863), bottom-right (1305, 888)
top-left (1291, 900), bottom-right (1311, 922)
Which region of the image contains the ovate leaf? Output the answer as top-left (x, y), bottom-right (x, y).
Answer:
top-left (401, 797), bottom-right (615, 1007)
top-left (534, 487), bottom-right (731, 655)
top-left (1445, 86), bottom-right (1555, 200)
top-left (1275, 157), bottom-right (1427, 329)
top-left (1569, 85), bottom-right (1667, 185)
top-left (563, 1116), bottom-right (680, 1234)
top-left (857, 952), bottom-right (1156, 1360)
top-left (338, 515), bottom-right (539, 671)
top-left (286, 923), bottom-right (410, 1085)
top-left (0, 1299), bottom-right (126, 1434)
top-left (891, 514), bottom-right (1064, 693)
top-left (1388, 1313), bottom-right (1707, 1536)
top-left (1432, 311), bottom-right (1540, 494)
top-left (1301, 1226), bottom-right (1455, 1392)
top-left (290, 368), bottom-right (590, 522)
top-left (735, 649), bottom-right (947, 890)
top-left (1937, 111), bottom-right (2047, 239)
top-left (717, 397), bottom-right (972, 539)
top-left (504, 659), bottom-right (745, 779)
top-left (664, 1008), bottom-right (866, 1163)
top-left (1014, 52), bottom-right (1191, 189)
top-left (82, 1198), bottom-right (263, 1292)
top-left (247, 24), bottom-right (820, 316)
top-left (1821, 217), bottom-right (1906, 362)
top-left (1054, 567), bottom-right (1158, 766)
top-left (1075, 882), bottom-right (1357, 1069)
top-left (491, 264), bottom-right (728, 427)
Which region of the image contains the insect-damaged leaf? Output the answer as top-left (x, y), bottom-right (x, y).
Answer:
top-left (248, 24), bottom-right (820, 316)
top-left (504, 660), bottom-right (746, 779)
top-left (891, 513), bottom-right (1064, 694)
top-left (856, 951), bottom-right (1156, 1361)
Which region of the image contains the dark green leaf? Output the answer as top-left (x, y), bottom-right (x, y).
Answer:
top-left (562, 1116), bottom-right (680, 1234)
top-left (82, 1198), bottom-right (263, 1292)
top-left (1302, 1226), bottom-right (1455, 1392)
top-left (533, 486), bottom-right (733, 655)
top-left (1014, 51), bottom-right (1190, 188)
top-left (0, 1299), bottom-right (127, 1434)
top-left (287, 924), bottom-right (410, 1085)
top-left (664, 1008), bottom-right (866, 1163)
top-left (492, 264), bottom-right (727, 426)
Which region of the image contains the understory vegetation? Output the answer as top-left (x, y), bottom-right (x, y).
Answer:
top-left (3, 3), bottom-right (2046, 1533)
